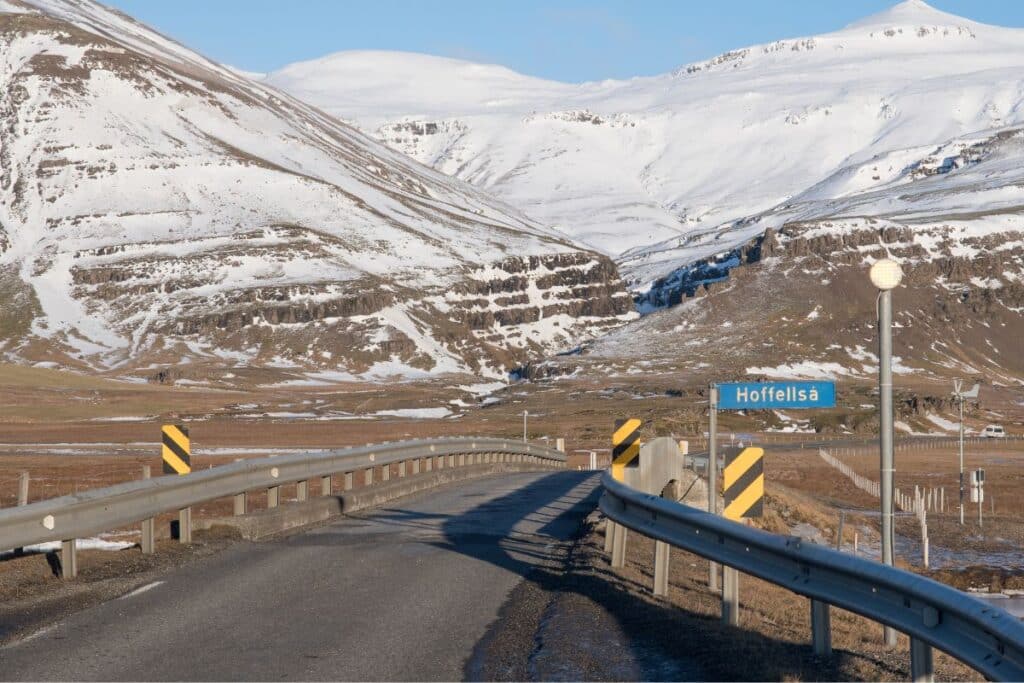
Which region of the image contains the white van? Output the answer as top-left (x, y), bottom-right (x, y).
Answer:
top-left (982, 425), bottom-right (1006, 438)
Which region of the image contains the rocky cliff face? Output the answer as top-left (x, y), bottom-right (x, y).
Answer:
top-left (0, 2), bottom-right (636, 383)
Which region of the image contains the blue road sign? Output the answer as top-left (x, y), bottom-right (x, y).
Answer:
top-left (717, 381), bottom-right (835, 410)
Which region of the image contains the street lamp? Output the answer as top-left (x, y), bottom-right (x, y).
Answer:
top-left (870, 257), bottom-right (902, 648)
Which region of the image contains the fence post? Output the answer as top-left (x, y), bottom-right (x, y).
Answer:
top-left (60, 538), bottom-right (77, 579)
top-left (141, 465), bottom-right (155, 554)
top-left (811, 599), bottom-right (832, 656)
top-left (911, 638), bottom-right (934, 682)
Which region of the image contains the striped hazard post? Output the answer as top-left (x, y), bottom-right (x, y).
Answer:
top-left (162, 425), bottom-right (192, 544)
top-left (608, 418), bottom-right (641, 569)
top-left (611, 418), bottom-right (642, 483)
top-left (723, 446), bottom-right (764, 520)
top-left (720, 445), bottom-right (764, 627)
top-left (162, 425), bottom-right (191, 475)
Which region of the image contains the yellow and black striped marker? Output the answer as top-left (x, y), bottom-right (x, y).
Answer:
top-left (723, 446), bottom-right (764, 520)
top-left (611, 418), bottom-right (641, 482)
top-left (162, 424), bottom-right (191, 475)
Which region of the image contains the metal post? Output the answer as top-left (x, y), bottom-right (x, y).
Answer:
top-left (321, 475), bottom-right (332, 496)
top-left (296, 480), bottom-right (308, 502)
top-left (344, 471), bottom-right (353, 490)
top-left (811, 599), bottom-right (832, 656)
top-left (709, 383), bottom-right (720, 591)
top-left (878, 287), bottom-right (897, 647)
top-left (979, 483), bottom-right (983, 528)
top-left (653, 540), bottom-right (670, 597)
top-left (381, 464), bottom-right (390, 481)
top-left (958, 396), bottom-right (965, 525)
top-left (18, 471), bottom-right (28, 506)
top-left (364, 467), bottom-right (373, 486)
top-left (267, 486), bottom-right (280, 508)
top-left (233, 490), bottom-right (246, 516)
top-left (523, 410), bottom-right (528, 442)
top-left (141, 465), bottom-right (155, 554)
top-left (910, 637), bottom-right (934, 682)
top-left (60, 539), bottom-right (77, 579)
top-left (178, 507), bottom-right (192, 543)
top-left (399, 460), bottom-right (406, 477)
top-left (604, 520), bottom-right (616, 554)
top-left (722, 565), bottom-right (739, 625)
top-left (14, 471), bottom-right (29, 556)
top-left (610, 521), bottom-right (627, 568)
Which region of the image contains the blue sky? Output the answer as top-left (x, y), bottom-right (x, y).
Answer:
top-left (106, 1), bottom-right (1024, 82)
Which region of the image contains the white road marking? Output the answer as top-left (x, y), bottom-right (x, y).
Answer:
top-left (120, 581), bottom-right (164, 599)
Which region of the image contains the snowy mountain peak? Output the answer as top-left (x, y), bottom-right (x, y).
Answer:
top-left (844, 0), bottom-right (978, 31)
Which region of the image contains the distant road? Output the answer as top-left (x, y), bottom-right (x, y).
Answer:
top-left (1, 472), bottom-right (601, 681)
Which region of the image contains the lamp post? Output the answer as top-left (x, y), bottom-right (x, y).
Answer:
top-left (954, 380), bottom-right (966, 526)
top-left (870, 258), bottom-right (902, 648)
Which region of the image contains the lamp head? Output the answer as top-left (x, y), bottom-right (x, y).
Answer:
top-left (869, 258), bottom-right (903, 291)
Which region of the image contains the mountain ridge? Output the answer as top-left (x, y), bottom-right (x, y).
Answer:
top-left (0, 0), bottom-right (636, 385)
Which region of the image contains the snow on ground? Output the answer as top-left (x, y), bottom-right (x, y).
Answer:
top-left (1, 537), bottom-right (134, 558)
top-left (372, 408), bottom-right (453, 419)
top-left (926, 413), bottom-right (961, 433)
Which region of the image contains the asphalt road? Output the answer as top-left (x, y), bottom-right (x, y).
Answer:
top-left (1, 471), bottom-right (602, 681)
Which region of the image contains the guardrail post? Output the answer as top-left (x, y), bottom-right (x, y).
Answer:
top-left (234, 490), bottom-right (247, 516)
top-left (14, 471), bottom-right (29, 556)
top-left (381, 464), bottom-right (390, 481)
top-left (426, 456), bottom-right (433, 472)
top-left (399, 460), bottom-right (407, 477)
top-left (604, 520), bottom-right (616, 553)
top-left (321, 475), bottom-right (332, 496)
top-left (610, 522), bottom-right (627, 568)
top-left (60, 539), bottom-right (77, 579)
top-left (344, 472), bottom-right (353, 490)
top-left (448, 454), bottom-right (455, 468)
top-left (653, 540), bottom-right (670, 596)
top-left (910, 638), bottom-right (934, 682)
top-left (267, 486), bottom-right (280, 508)
top-left (18, 470), bottom-right (28, 506)
top-left (364, 468), bottom-right (373, 486)
top-left (811, 599), bottom-right (832, 656)
top-left (722, 566), bottom-right (739, 625)
top-left (296, 480), bottom-right (308, 502)
top-left (458, 454), bottom-right (466, 467)
top-left (141, 465), bottom-right (155, 554)
top-left (178, 507), bottom-right (192, 543)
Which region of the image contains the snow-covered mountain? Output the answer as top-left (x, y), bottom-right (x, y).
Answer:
top-left (265, 0), bottom-right (1024, 389)
top-left (266, 0), bottom-right (1024, 289)
top-left (0, 0), bottom-right (635, 383)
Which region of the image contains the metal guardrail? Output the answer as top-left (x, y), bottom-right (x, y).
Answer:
top-left (599, 471), bottom-right (1024, 681)
top-left (0, 438), bottom-right (564, 552)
